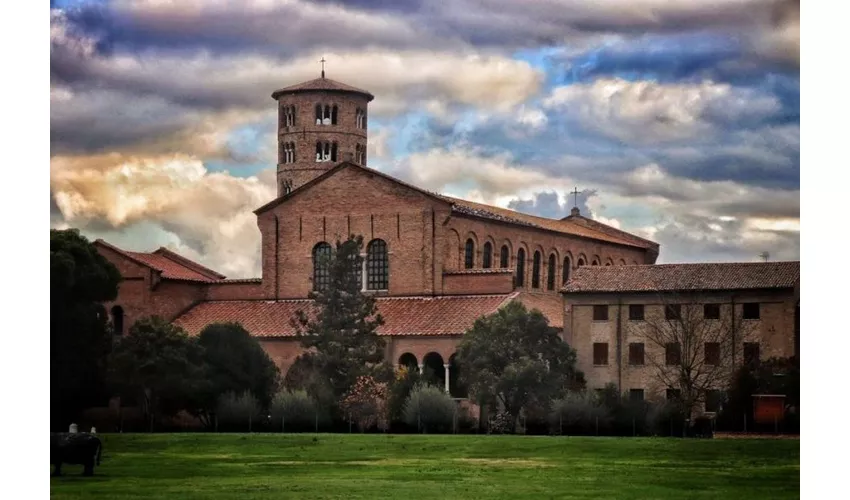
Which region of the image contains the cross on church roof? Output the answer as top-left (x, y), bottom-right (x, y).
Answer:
top-left (320, 57), bottom-right (326, 79)
top-left (571, 186), bottom-right (580, 208)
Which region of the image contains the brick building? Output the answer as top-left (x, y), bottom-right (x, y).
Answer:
top-left (94, 73), bottom-right (660, 396)
top-left (561, 261), bottom-right (800, 411)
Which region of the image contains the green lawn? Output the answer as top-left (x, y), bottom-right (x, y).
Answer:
top-left (50, 433), bottom-right (799, 499)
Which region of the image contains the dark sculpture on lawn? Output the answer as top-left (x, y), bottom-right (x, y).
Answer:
top-left (51, 431), bottom-right (103, 476)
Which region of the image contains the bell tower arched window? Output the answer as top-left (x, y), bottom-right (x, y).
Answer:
top-left (355, 144), bottom-right (365, 164)
top-left (315, 141), bottom-right (338, 162)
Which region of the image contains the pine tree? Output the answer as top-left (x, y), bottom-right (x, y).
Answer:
top-left (292, 235), bottom-right (387, 403)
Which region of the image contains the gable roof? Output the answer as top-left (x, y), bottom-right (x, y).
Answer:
top-left (95, 239), bottom-right (226, 282)
top-left (254, 162), bottom-right (657, 250)
top-left (173, 294), bottom-right (519, 338)
top-left (271, 77), bottom-right (374, 101)
top-left (562, 261), bottom-right (800, 294)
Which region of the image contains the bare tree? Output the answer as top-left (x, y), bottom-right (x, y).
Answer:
top-left (635, 293), bottom-right (757, 420)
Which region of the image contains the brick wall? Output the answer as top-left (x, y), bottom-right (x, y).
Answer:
top-left (442, 271), bottom-right (514, 295)
top-left (205, 281), bottom-right (265, 301)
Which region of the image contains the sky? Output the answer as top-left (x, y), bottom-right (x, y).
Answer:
top-left (49, 0), bottom-right (800, 278)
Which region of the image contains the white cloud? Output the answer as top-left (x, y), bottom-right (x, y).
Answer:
top-left (543, 78), bottom-right (781, 144)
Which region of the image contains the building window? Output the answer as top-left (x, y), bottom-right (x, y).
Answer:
top-left (281, 142), bottom-right (295, 164)
top-left (355, 144), bottom-right (365, 164)
top-left (547, 254), bottom-right (556, 290)
top-left (666, 388), bottom-right (682, 401)
top-left (315, 104), bottom-right (322, 124)
top-left (593, 305), bottom-right (608, 321)
top-left (331, 105), bottom-right (338, 125)
top-left (743, 303), bottom-right (760, 320)
top-left (315, 141), bottom-right (338, 162)
top-left (500, 245), bottom-right (509, 268)
top-left (355, 108), bottom-right (367, 129)
top-left (562, 256), bottom-right (571, 284)
top-left (312, 242), bottom-right (332, 291)
top-left (315, 104), bottom-right (337, 125)
top-left (111, 305), bottom-right (124, 336)
top-left (532, 251), bottom-right (542, 288)
top-left (577, 258), bottom-right (585, 267)
top-left (629, 389), bottom-right (645, 402)
top-left (593, 343), bottom-right (609, 365)
top-left (665, 304), bottom-right (681, 320)
top-left (516, 249), bottom-right (525, 287)
top-left (704, 303), bottom-right (720, 320)
top-left (366, 239), bottom-right (389, 290)
top-left (591, 259), bottom-right (599, 266)
top-left (464, 239), bottom-right (475, 269)
top-left (628, 304), bottom-right (644, 321)
top-left (665, 342), bottom-right (681, 365)
top-left (281, 105), bottom-right (296, 127)
top-left (628, 343), bottom-right (645, 365)
top-left (482, 242), bottom-right (492, 269)
top-left (704, 342), bottom-right (720, 365)
top-left (705, 390), bottom-right (724, 413)
top-left (744, 342), bottom-right (760, 365)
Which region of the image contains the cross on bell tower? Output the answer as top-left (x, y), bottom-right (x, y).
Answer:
top-left (570, 187), bottom-right (581, 216)
top-left (319, 57), bottom-right (326, 79)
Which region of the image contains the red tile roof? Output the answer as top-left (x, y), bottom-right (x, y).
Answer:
top-left (514, 292), bottom-right (564, 329)
top-left (443, 268), bottom-right (514, 275)
top-left (174, 294), bottom-right (519, 338)
top-left (95, 239), bottom-right (227, 282)
top-left (562, 261), bottom-right (800, 293)
top-left (271, 77), bottom-right (374, 101)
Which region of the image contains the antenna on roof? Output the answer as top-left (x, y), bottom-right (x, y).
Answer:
top-left (760, 251), bottom-right (770, 262)
top-left (319, 56), bottom-right (326, 79)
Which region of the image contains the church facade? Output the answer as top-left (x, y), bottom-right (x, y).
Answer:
top-left (94, 74), bottom-right (665, 395)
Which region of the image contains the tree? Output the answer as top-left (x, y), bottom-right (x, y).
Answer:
top-left (291, 235), bottom-right (387, 407)
top-left (108, 316), bottom-right (207, 431)
top-left (456, 301), bottom-right (582, 432)
top-left (721, 356), bottom-right (799, 431)
top-left (339, 375), bottom-right (389, 432)
top-left (51, 228), bottom-right (122, 430)
top-left (197, 322), bottom-right (280, 414)
top-left (635, 294), bottom-right (757, 420)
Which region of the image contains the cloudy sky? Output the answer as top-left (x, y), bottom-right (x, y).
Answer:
top-left (49, 0), bottom-right (800, 278)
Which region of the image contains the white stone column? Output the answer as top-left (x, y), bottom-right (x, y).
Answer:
top-left (418, 363), bottom-right (424, 375)
top-left (443, 363), bottom-right (451, 394)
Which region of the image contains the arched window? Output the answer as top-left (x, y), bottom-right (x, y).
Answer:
top-left (321, 104), bottom-right (332, 125)
top-left (563, 256), bottom-right (571, 284)
top-left (356, 108), bottom-right (366, 129)
top-left (331, 142), bottom-right (338, 162)
top-left (355, 144), bottom-right (363, 164)
top-left (547, 254), bottom-right (556, 290)
top-left (331, 105), bottom-right (338, 125)
top-left (315, 142), bottom-right (337, 162)
top-left (500, 245), bottom-right (509, 268)
top-left (619, 259), bottom-right (627, 265)
top-left (282, 105), bottom-right (295, 127)
top-left (482, 242), bottom-right (493, 269)
top-left (366, 239), bottom-right (389, 290)
top-left (315, 103), bottom-right (322, 124)
top-left (464, 239), bottom-right (475, 269)
top-left (282, 142), bottom-right (295, 164)
top-left (577, 258), bottom-right (585, 267)
top-left (592, 259), bottom-right (599, 266)
top-left (516, 248), bottom-right (526, 287)
top-left (312, 242), bottom-right (332, 291)
top-left (532, 251), bottom-right (542, 288)
top-left (111, 305), bottom-right (124, 336)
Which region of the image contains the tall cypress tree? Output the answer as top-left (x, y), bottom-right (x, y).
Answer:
top-left (292, 235), bottom-right (387, 405)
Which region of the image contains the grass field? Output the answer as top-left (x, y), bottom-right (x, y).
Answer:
top-left (50, 433), bottom-right (799, 499)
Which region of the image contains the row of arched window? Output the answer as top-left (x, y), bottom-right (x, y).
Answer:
top-left (315, 104), bottom-right (338, 125)
top-left (279, 103), bottom-right (368, 129)
top-left (281, 142), bottom-right (296, 163)
top-left (312, 239), bottom-right (389, 291)
top-left (463, 238), bottom-right (635, 290)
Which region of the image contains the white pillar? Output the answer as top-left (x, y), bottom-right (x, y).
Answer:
top-left (418, 363), bottom-right (424, 375)
top-left (444, 363), bottom-right (451, 394)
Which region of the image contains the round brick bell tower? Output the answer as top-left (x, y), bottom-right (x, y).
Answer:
top-left (271, 69), bottom-right (374, 197)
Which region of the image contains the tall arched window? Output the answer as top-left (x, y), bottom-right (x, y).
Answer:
top-left (331, 105), bottom-right (338, 125)
top-left (547, 254), bottom-right (556, 290)
top-left (563, 256), bottom-right (571, 284)
top-left (482, 242), bottom-right (493, 269)
top-left (355, 144), bottom-right (364, 164)
top-left (312, 242), bottom-right (332, 291)
top-left (366, 239), bottom-right (389, 290)
top-left (315, 104), bottom-right (322, 124)
top-left (500, 245), bottom-right (509, 268)
top-left (577, 258), bottom-right (585, 267)
top-left (516, 248), bottom-right (526, 287)
top-left (111, 305), bottom-right (124, 336)
top-left (592, 259), bottom-right (599, 266)
top-left (464, 239), bottom-right (475, 269)
top-left (532, 251), bottom-right (542, 288)
top-left (315, 141), bottom-right (337, 162)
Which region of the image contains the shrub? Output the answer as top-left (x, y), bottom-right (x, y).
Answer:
top-left (215, 391), bottom-right (262, 431)
top-left (340, 376), bottom-right (389, 432)
top-left (550, 391), bottom-right (611, 435)
top-left (270, 389), bottom-right (329, 432)
top-left (488, 411), bottom-right (513, 435)
top-left (647, 400), bottom-right (688, 437)
top-left (388, 365), bottom-right (423, 426)
top-left (403, 384), bottom-right (456, 433)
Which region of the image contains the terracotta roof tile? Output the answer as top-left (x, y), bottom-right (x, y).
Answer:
top-left (562, 261), bottom-right (800, 293)
top-left (441, 196), bottom-right (657, 250)
top-left (443, 268), bottom-right (514, 275)
top-left (96, 239), bottom-right (227, 282)
top-left (513, 292), bottom-right (564, 329)
top-left (174, 294), bottom-right (518, 338)
top-left (271, 77), bottom-right (374, 101)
